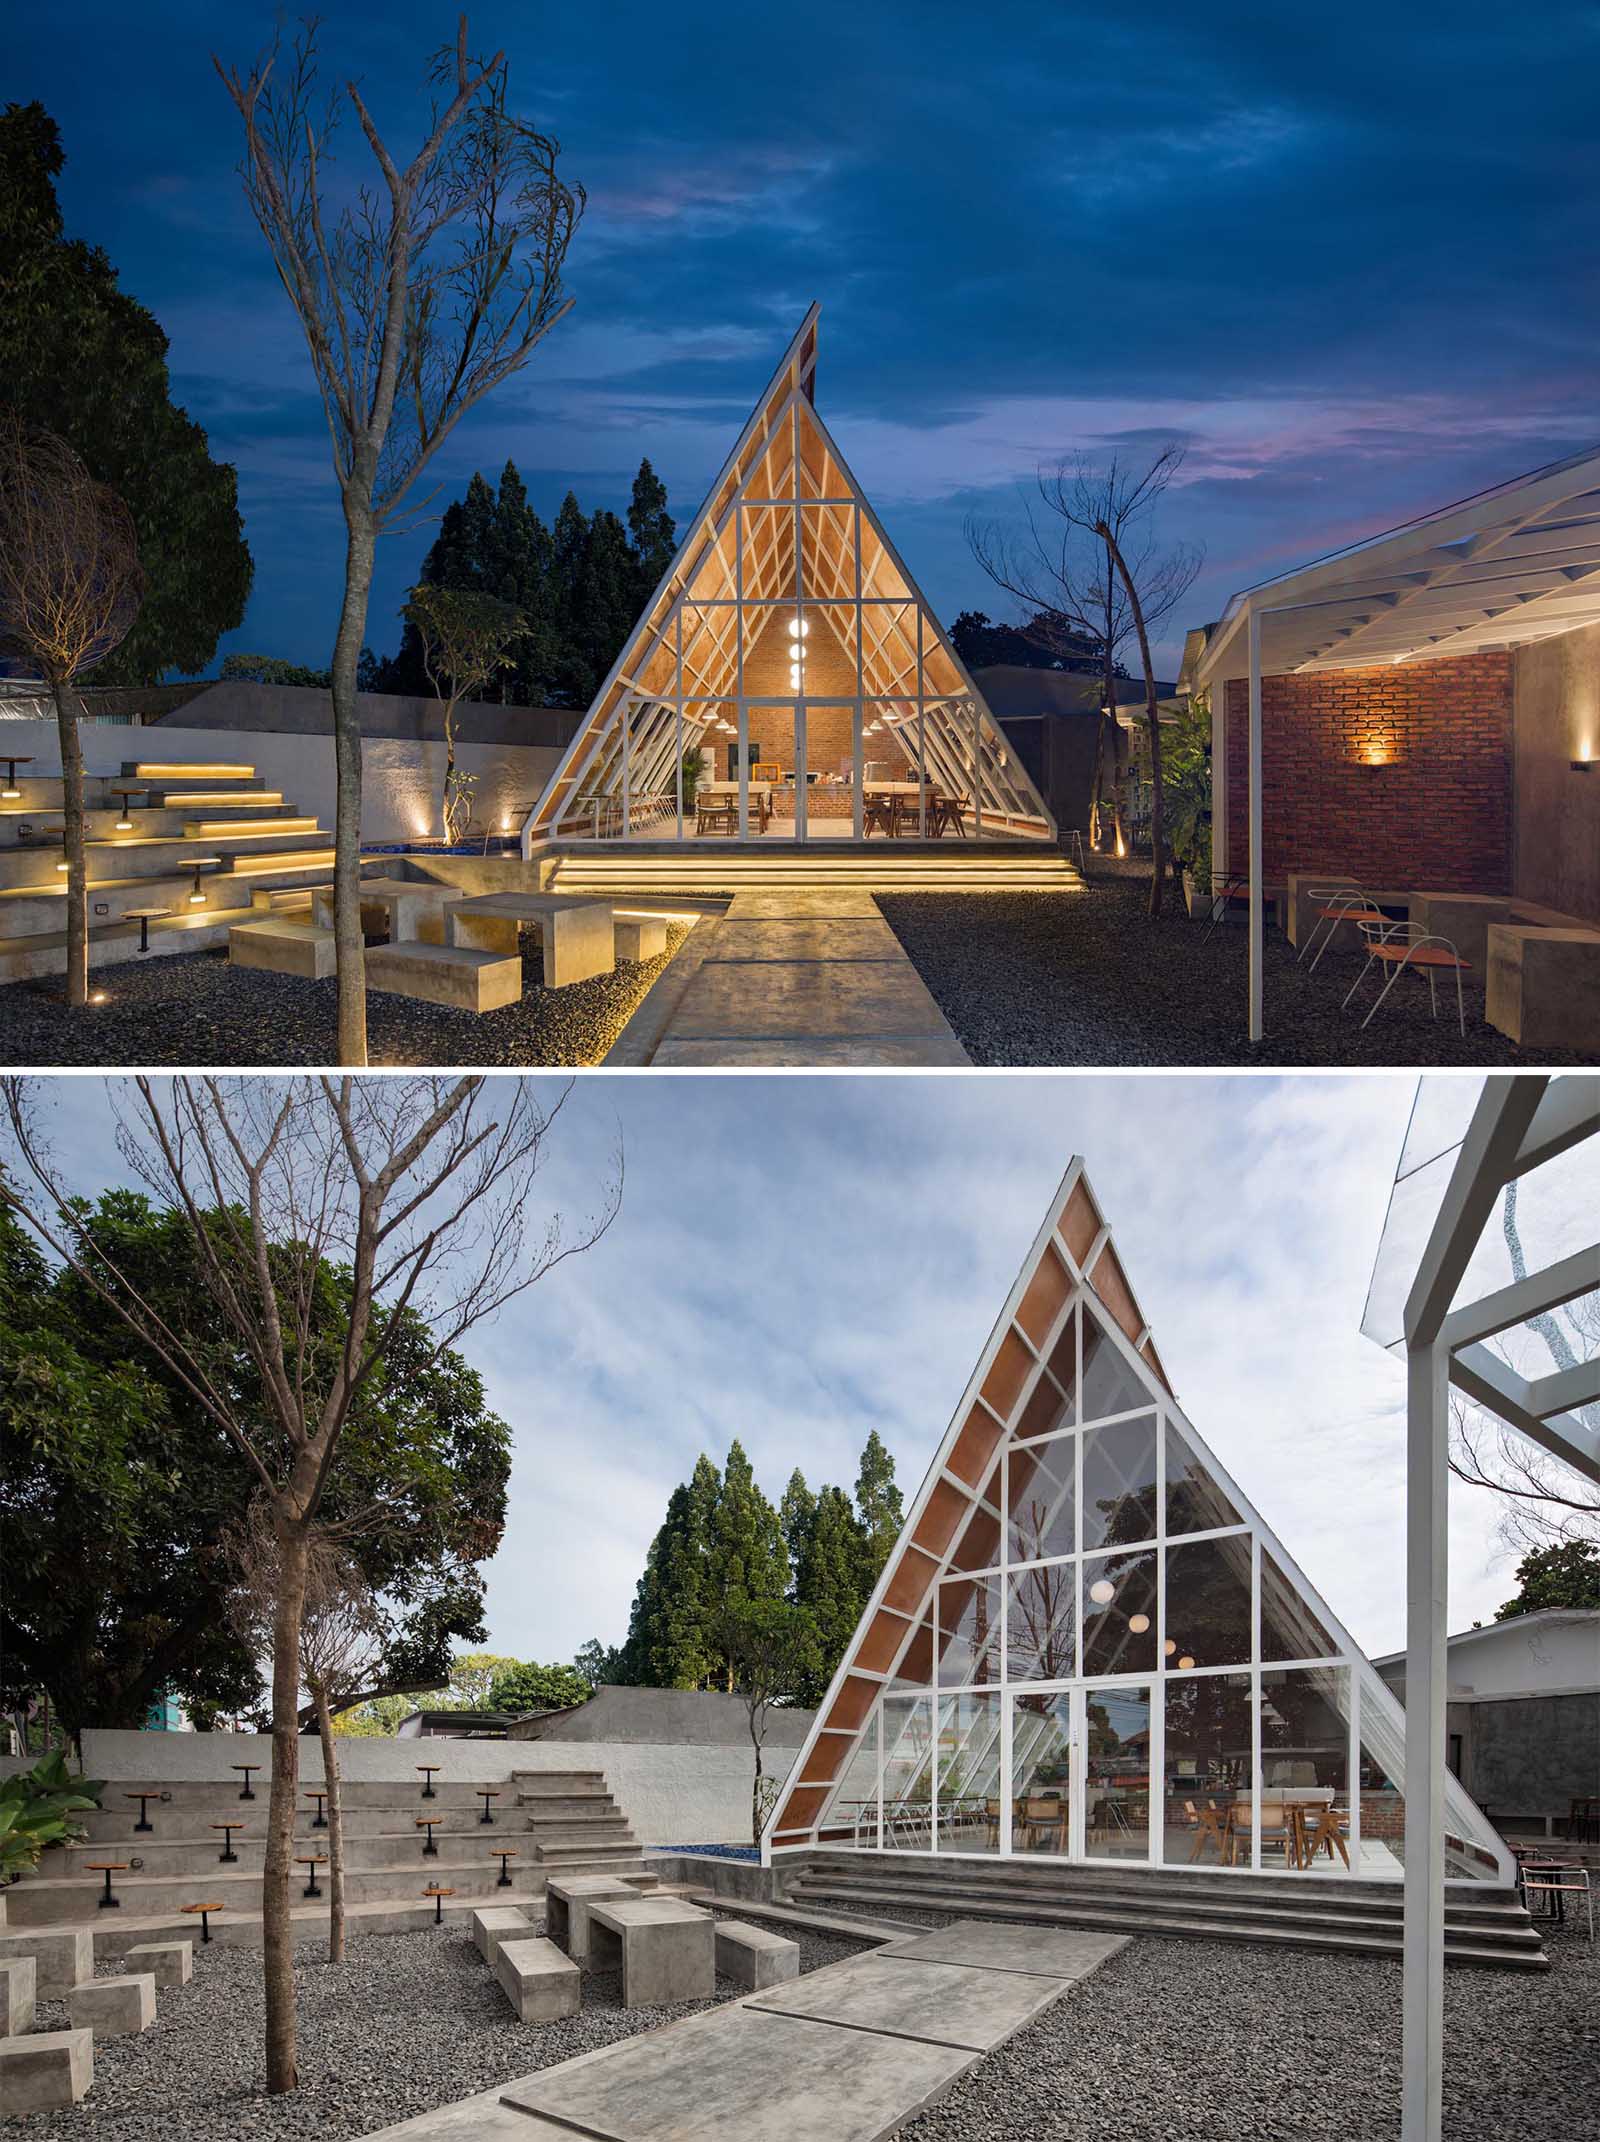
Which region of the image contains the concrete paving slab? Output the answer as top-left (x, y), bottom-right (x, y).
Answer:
top-left (877, 1919), bottom-right (1129, 1980)
top-left (650, 1034), bottom-right (969, 1066)
top-left (502, 2001), bottom-right (973, 2142)
top-left (360, 2083), bottom-right (574, 2141)
top-left (666, 955), bottom-right (952, 1040)
top-left (721, 891), bottom-right (883, 919)
top-left (748, 1951), bottom-right (1068, 2052)
top-left (709, 919), bottom-right (903, 961)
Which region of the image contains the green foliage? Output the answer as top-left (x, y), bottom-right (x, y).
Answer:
top-left (0, 1747), bottom-right (103, 1881)
top-left (0, 103), bottom-right (251, 681)
top-left (854, 1429), bottom-right (904, 1585)
top-left (221, 653), bottom-right (333, 688)
top-left (1495, 1540), bottom-right (1600, 1619)
top-left (792, 1488), bottom-right (868, 1706)
top-left (0, 1195), bottom-right (512, 1741)
top-left (445, 1653), bottom-right (526, 1709)
top-left (375, 457), bottom-right (673, 707)
top-left (487, 1660), bottom-right (593, 1714)
top-left (680, 745), bottom-right (705, 812)
top-left (572, 1638), bottom-right (618, 1687)
top-left (1155, 691), bottom-right (1212, 892)
top-left (331, 1694), bottom-right (414, 1738)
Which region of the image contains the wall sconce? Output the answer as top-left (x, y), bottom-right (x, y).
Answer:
top-left (1572, 750), bottom-right (1593, 774)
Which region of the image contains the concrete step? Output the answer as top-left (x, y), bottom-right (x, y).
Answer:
top-left (80, 1780), bottom-right (525, 1822)
top-left (0, 908), bottom-right (238, 984)
top-left (533, 1844), bottom-right (648, 1872)
top-left (9, 1855), bottom-right (550, 1925)
top-left (182, 817), bottom-right (320, 840)
top-left (512, 1773), bottom-right (609, 1793)
top-left (512, 1794), bottom-right (621, 1821)
top-left (524, 1820), bottom-right (634, 1847)
top-left (55, 1826), bottom-right (536, 1875)
top-left (125, 762), bottom-right (259, 782)
top-left (786, 1870), bottom-right (1546, 1971)
top-left (51, 1886), bottom-right (552, 1964)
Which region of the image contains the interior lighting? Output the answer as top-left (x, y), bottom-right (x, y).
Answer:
top-left (1128, 1613), bottom-right (1150, 1634)
top-left (1177, 1655), bottom-right (1196, 1671)
top-left (1088, 1578), bottom-right (1115, 1606)
top-left (787, 617), bottom-right (809, 639)
top-left (1163, 1639), bottom-right (1177, 1657)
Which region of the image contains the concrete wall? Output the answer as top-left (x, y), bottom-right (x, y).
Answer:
top-left (0, 717), bottom-right (561, 847)
top-left (164, 681), bottom-right (580, 752)
top-left (512, 1686), bottom-right (817, 1748)
top-left (1463, 1691), bottom-right (1600, 1813)
top-left (0, 1728), bottom-right (796, 1847)
top-left (1512, 619), bottom-right (1600, 923)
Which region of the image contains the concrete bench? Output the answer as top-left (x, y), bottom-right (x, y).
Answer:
top-left (364, 941), bottom-right (522, 1013)
top-left (0, 1955), bottom-right (36, 2036)
top-left (713, 1920), bottom-right (799, 1991)
top-left (0, 2028), bottom-right (94, 2114)
top-left (545, 1876), bottom-right (637, 1965)
top-left (313, 878), bottom-right (451, 946)
top-left (69, 1973), bottom-right (157, 2038)
top-left (588, 1898), bottom-right (714, 2008)
top-left (124, 1940), bottom-right (192, 1988)
top-left (444, 893), bottom-right (615, 989)
top-left (613, 916), bottom-right (668, 962)
top-left (229, 917), bottom-right (337, 980)
top-left (492, 1935), bottom-right (581, 2024)
top-left (1486, 924), bottom-right (1600, 1051)
top-left (471, 1905), bottom-right (532, 1966)
top-left (0, 1927), bottom-right (92, 1997)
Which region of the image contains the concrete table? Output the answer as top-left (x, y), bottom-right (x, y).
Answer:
top-left (586, 1897), bottom-right (714, 2007)
top-left (443, 892), bottom-right (615, 989)
top-left (546, 1876), bottom-right (639, 1965)
top-left (1408, 890), bottom-right (1512, 974)
top-left (314, 878), bottom-right (452, 946)
top-left (1486, 924), bottom-right (1600, 1050)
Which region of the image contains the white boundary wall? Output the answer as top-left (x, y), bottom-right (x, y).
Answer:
top-left (2, 1730), bottom-right (792, 1848)
top-left (0, 720), bottom-right (562, 848)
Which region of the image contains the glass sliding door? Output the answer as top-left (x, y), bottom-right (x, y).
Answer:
top-left (1011, 1691), bottom-right (1072, 1856)
top-left (1083, 1684), bottom-right (1152, 1861)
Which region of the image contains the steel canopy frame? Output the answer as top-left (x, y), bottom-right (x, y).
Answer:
top-left (764, 1162), bottom-right (1510, 1905)
top-left (521, 306), bottom-right (1054, 848)
top-left (1384, 1072), bottom-right (1600, 2142)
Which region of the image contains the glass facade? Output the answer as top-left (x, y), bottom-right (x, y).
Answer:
top-left (826, 1284), bottom-right (1498, 1880)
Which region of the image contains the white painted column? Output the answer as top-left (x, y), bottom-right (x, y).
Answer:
top-left (1402, 1338), bottom-right (1449, 2142)
top-left (795, 701), bottom-right (807, 841)
top-left (1248, 608), bottom-right (1264, 1043)
top-left (620, 703), bottom-right (632, 842)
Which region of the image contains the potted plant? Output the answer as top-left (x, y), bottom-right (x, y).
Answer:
top-left (681, 745), bottom-right (704, 813)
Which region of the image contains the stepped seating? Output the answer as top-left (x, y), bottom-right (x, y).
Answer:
top-left (549, 842), bottom-right (1086, 897)
top-left (0, 763), bottom-right (349, 985)
top-left (781, 1852), bottom-right (1547, 1971)
top-left (514, 1770), bottom-right (656, 1884)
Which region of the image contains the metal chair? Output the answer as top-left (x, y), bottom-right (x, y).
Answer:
top-left (1520, 1860), bottom-right (1594, 1940)
top-left (1342, 917), bottom-right (1470, 1036)
top-left (1300, 880), bottom-right (1381, 970)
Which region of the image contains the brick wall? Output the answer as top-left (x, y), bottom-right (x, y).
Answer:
top-left (1224, 655), bottom-right (1513, 889)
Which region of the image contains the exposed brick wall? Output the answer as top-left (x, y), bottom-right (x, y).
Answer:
top-left (1224, 655), bottom-right (1513, 889)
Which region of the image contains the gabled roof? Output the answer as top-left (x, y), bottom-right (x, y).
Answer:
top-left (1192, 441), bottom-right (1600, 683)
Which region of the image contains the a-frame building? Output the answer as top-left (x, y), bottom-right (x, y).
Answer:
top-left (523, 306), bottom-right (1054, 847)
top-left (763, 1162), bottom-right (1511, 1888)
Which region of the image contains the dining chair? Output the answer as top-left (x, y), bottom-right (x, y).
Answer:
top-left (1520, 1861), bottom-right (1594, 1940)
top-left (1298, 879), bottom-right (1372, 969)
top-left (863, 792), bottom-right (895, 837)
top-left (1185, 1800), bottom-right (1232, 1864)
top-left (1298, 1803), bottom-right (1352, 1871)
top-left (1342, 917), bottom-right (1470, 1035)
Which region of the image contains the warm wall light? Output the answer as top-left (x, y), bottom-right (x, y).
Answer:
top-left (1572, 747), bottom-right (1593, 773)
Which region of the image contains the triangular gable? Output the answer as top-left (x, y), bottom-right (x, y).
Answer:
top-left (524, 306), bottom-right (1053, 841)
top-left (763, 1162), bottom-right (1511, 1886)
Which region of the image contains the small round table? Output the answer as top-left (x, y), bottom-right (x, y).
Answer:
top-left (232, 1764), bottom-right (260, 1802)
top-left (181, 1901), bottom-right (223, 1944)
top-left (125, 1791), bottom-right (157, 1834)
top-left (109, 784), bottom-right (144, 830)
top-left (416, 1818), bottom-right (443, 1859)
top-left (296, 1855), bottom-right (328, 1899)
top-left (212, 1822), bottom-right (244, 1864)
top-left (1, 756), bottom-right (31, 798)
top-left (422, 1884), bottom-right (455, 1925)
top-left (306, 1791), bottom-right (328, 1830)
top-left (477, 1789), bottom-right (501, 1826)
top-left (87, 1862), bottom-right (127, 1910)
top-left (491, 1848), bottom-right (519, 1889)
top-left (124, 907), bottom-right (172, 954)
top-left (417, 1765), bottom-right (441, 1800)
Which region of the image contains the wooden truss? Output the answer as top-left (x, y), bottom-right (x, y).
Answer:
top-left (762, 1161), bottom-right (1511, 1885)
top-left (523, 305), bottom-right (1054, 843)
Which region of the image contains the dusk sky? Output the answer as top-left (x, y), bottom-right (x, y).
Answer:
top-left (13, 1), bottom-right (1600, 681)
top-left (17, 1072), bottom-right (1553, 1671)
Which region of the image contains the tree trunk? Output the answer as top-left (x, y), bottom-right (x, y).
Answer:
top-left (49, 680), bottom-right (88, 1006)
top-left (264, 1518), bottom-right (310, 2094)
top-left (331, 504), bottom-right (376, 1067)
top-left (1098, 524), bottom-right (1167, 918)
top-left (750, 1716), bottom-right (764, 1848)
top-left (312, 1686), bottom-right (346, 1966)
top-left (441, 689), bottom-right (461, 843)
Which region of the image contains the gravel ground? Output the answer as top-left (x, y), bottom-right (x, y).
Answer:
top-left (0, 926), bottom-right (691, 1070)
top-left (812, 1902), bottom-right (1599, 2142)
top-left (3, 1913), bottom-right (872, 2142)
top-left (878, 869), bottom-right (1599, 1066)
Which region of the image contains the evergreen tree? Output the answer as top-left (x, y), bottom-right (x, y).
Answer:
top-left (569, 510), bottom-right (637, 707)
top-left (854, 1429), bottom-right (904, 1586)
top-left (1, 102), bottom-right (252, 681)
top-left (793, 1486), bottom-right (869, 1704)
top-left (627, 457), bottom-right (676, 606)
top-left (779, 1468), bottom-right (818, 1580)
top-left (708, 1441), bottom-right (788, 1690)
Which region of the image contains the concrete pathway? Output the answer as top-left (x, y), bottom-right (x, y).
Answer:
top-left (368, 1918), bottom-right (1125, 2142)
top-left (607, 890), bottom-right (969, 1066)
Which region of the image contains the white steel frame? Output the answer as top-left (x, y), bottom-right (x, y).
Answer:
top-left (763, 1162), bottom-right (1511, 1902)
top-left (1393, 1074), bottom-right (1600, 2142)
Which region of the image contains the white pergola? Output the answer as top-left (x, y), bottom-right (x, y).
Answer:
top-left (1363, 1073), bottom-right (1600, 2140)
top-left (1188, 444), bottom-right (1600, 1040)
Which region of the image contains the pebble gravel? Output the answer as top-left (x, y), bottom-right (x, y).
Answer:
top-left (0, 927), bottom-right (691, 1070)
top-left (3, 1913), bottom-right (871, 2142)
top-left (877, 868), bottom-right (1598, 1066)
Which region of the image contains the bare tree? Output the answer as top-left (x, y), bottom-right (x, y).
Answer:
top-left (0, 413), bottom-right (143, 1006)
top-left (216, 19), bottom-right (584, 1066)
top-left (1, 1075), bottom-right (619, 2092)
top-left (967, 449), bottom-right (1200, 909)
top-left (403, 585), bottom-right (526, 841)
top-left (225, 1502), bottom-right (387, 1965)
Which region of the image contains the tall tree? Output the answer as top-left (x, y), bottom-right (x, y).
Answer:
top-left (779, 1468), bottom-right (818, 1575)
top-left (854, 1430), bottom-right (904, 1584)
top-left (708, 1441), bottom-right (788, 1690)
top-left (792, 1486), bottom-right (868, 1703)
top-left (217, 19), bottom-right (584, 1065)
top-left (2, 1075), bottom-right (617, 2096)
top-left (403, 583), bottom-right (525, 839)
top-left (1494, 1541), bottom-right (1600, 1619)
top-left (487, 1659), bottom-right (592, 1712)
top-left (626, 457), bottom-right (676, 605)
top-left (0, 413), bottom-right (143, 1008)
top-left (0, 102), bottom-right (251, 683)
top-left (445, 1653), bottom-right (524, 1708)
top-left (719, 1598), bottom-right (822, 1846)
